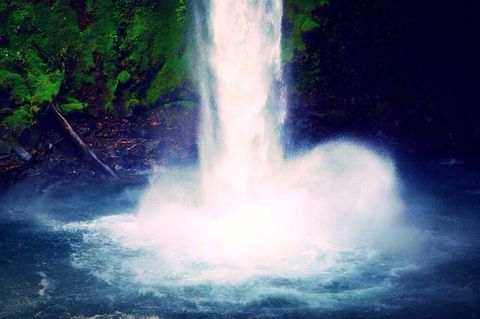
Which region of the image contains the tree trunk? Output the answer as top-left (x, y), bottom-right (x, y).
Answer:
top-left (50, 104), bottom-right (119, 179)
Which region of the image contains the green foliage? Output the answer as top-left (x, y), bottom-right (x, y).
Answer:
top-left (117, 70), bottom-right (131, 84)
top-left (0, 69), bottom-right (30, 101)
top-left (59, 97), bottom-right (87, 113)
top-left (142, 0), bottom-right (192, 104)
top-left (0, 0), bottom-right (194, 122)
top-left (283, 0), bottom-right (329, 61)
top-left (123, 11), bottom-right (150, 69)
top-left (124, 98), bottom-right (140, 113)
top-left (0, 1), bottom-right (74, 128)
top-left (176, 0), bottom-right (187, 22)
top-left (29, 70), bottom-right (63, 104)
top-left (1, 105), bottom-right (34, 128)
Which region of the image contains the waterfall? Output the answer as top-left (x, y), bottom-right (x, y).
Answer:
top-left (198, 0), bottom-right (285, 206)
top-left (66, 0), bottom-right (411, 286)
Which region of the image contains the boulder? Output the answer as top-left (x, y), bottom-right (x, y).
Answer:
top-left (0, 139), bottom-right (11, 155)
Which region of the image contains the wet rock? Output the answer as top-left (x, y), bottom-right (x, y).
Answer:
top-left (106, 149), bottom-right (119, 159)
top-left (18, 127), bottom-right (41, 149)
top-left (440, 158), bottom-right (462, 166)
top-left (144, 141), bottom-right (160, 154)
top-left (0, 139), bottom-right (12, 155)
top-left (10, 142), bottom-right (31, 162)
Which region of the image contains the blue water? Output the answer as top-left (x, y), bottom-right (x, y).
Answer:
top-left (1, 159), bottom-right (479, 319)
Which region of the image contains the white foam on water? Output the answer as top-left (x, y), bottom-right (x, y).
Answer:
top-left (62, 0), bottom-right (418, 303)
top-left (36, 271), bottom-right (49, 297)
top-left (65, 141), bottom-right (413, 287)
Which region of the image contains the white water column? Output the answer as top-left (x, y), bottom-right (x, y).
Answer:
top-left (199, 0), bottom-right (285, 207)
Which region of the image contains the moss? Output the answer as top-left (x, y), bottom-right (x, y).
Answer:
top-left (59, 102), bottom-right (86, 113)
top-left (176, 0), bottom-right (187, 22)
top-left (123, 11), bottom-right (150, 70)
top-left (164, 99), bottom-right (195, 109)
top-left (79, 0), bottom-right (119, 111)
top-left (59, 97), bottom-right (87, 113)
top-left (144, 52), bottom-right (190, 104)
top-left (86, 0), bottom-right (94, 13)
top-left (30, 104), bottom-right (40, 113)
top-left (29, 70), bottom-right (63, 104)
top-left (0, 0), bottom-right (194, 120)
top-left (142, 0), bottom-right (192, 104)
top-left (124, 98), bottom-right (140, 112)
top-left (1, 105), bottom-right (33, 128)
top-left (0, 69), bottom-right (30, 102)
top-left (117, 70), bottom-right (131, 84)
top-left (0, 108), bottom-right (14, 122)
top-left (298, 14), bottom-right (320, 32)
top-left (283, 0), bottom-right (329, 61)
top-left (0, 48), bottom-right (24, 71)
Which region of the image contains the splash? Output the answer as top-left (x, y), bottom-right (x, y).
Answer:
top-left (75, 141), bottom-right (406, 284)
top-left (65, 0), bottom-right (411, 287)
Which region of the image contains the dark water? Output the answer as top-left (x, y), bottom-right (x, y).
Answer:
top-left (1, 159), bottom-right (479, 319)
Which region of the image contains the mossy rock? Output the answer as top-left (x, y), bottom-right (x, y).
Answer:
top-left (0, 69), bottom-right (30, 102)
top-left (1, 105), bottom-right (34, 128)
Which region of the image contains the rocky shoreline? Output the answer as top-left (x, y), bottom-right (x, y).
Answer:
top-left (3, 97), bottom-right (479, 191)
top-left (0, 102), bottom-right (198, 188)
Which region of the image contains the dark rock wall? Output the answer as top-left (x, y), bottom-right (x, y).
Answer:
top-left (285, 0), bottom-right (480, 161)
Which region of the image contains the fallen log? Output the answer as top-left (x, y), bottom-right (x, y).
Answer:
top-left (50, 104), bottom-right (119, 179)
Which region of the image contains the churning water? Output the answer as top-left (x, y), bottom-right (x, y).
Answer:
top-left (10, 0), bottom-right (472, 317)
top-left (64, 0), bottom-right (413, 289)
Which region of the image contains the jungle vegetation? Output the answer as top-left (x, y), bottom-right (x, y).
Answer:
top-left (0, 0), bottom-right (327, 129)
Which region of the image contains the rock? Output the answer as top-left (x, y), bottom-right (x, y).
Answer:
top-left (0, 139), bottom-right (12, 155)
top-left (18, 127), bottom-right (41, 149)
top-left (10, 142), bottom-right (32, 162)
top-left (440, 158), bottom-right (462, 166)
top-left (144, 141), bottom-right (160, 154)
top-left (106, 149), bottom-right (119, 158)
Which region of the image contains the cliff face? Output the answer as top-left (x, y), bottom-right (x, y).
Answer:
top-left (286, 0), bottom-right (480, 160)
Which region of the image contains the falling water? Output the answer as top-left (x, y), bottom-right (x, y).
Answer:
top-left (1, 1), bottom-right (475, 317)
top-left (199, 0), bottom-right (285, 206)
top-left (63, 0), bottom-right (417, 303)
